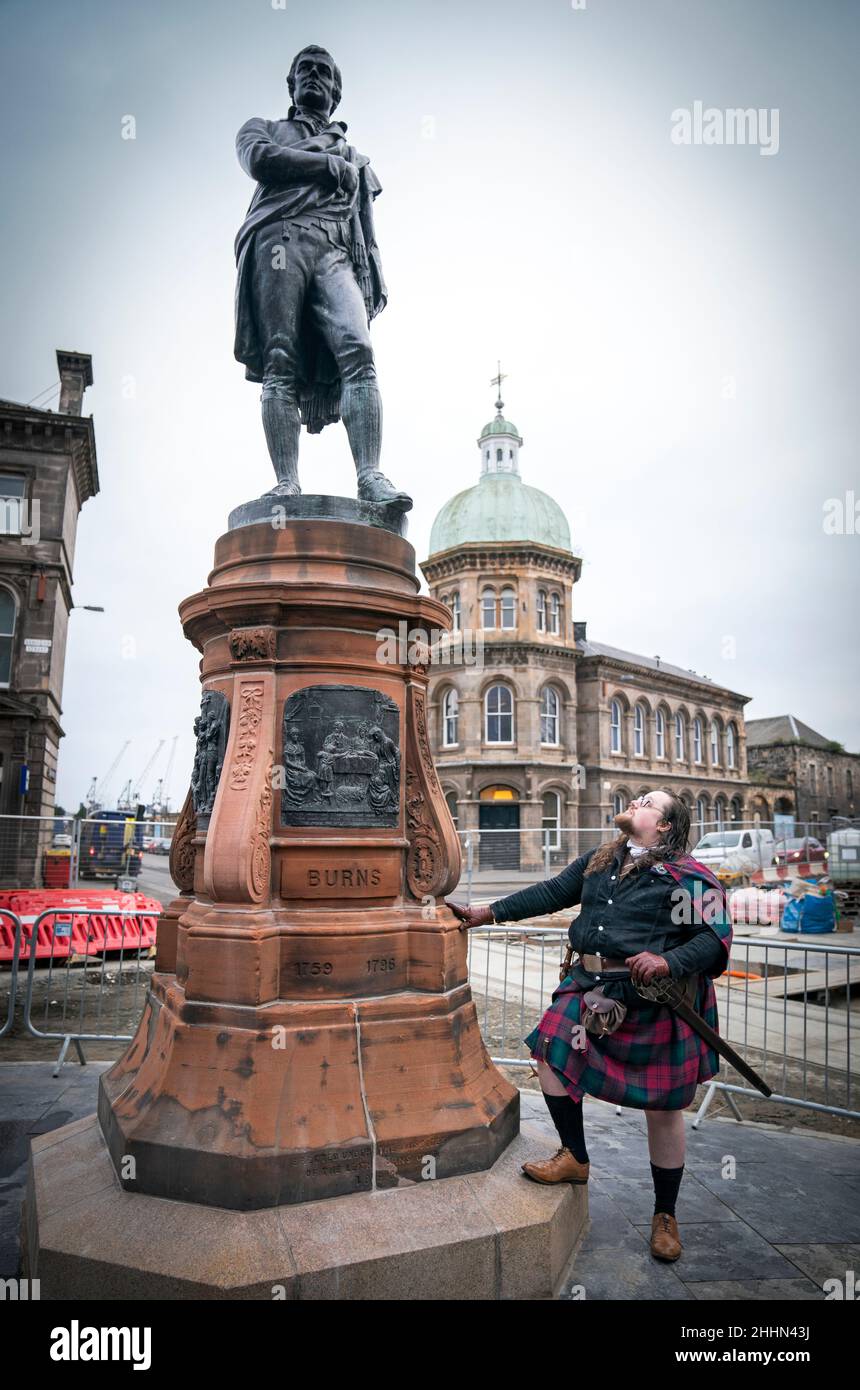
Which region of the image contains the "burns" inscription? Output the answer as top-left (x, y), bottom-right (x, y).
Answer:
top-left (307, 867), bottom-right (383, 889)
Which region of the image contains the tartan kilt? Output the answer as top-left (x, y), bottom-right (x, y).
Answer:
top-left (524, 972), bottom-right (722, 1111)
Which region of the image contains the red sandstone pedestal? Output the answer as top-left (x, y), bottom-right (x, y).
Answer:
top-left (24, 500), bottom-right (586, 1295)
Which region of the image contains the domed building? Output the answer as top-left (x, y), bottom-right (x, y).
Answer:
top-left (421, 392), bottom-right (767, 871)
top-left (421, 398), bottom-right (584, 872)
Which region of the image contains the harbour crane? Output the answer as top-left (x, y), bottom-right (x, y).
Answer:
top-left (86, 740), bottom-right (131, 813)
top-left (133, 739), bottom-right (165, 805)
top-left (151, 736), bottom-right (179, 814)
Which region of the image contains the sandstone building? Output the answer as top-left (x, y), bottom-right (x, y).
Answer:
top-left (0, 350), bottom-right (99, 881)
top-left (746, 715), bottom-right (858, 829)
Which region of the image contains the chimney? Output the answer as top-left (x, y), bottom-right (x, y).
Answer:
top-left (56, 350), bottom-right (93, 416)
top-left (573, 621), bottom-right (587, 642)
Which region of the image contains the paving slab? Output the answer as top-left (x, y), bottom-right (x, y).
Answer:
top-left (2, 1063), bottom-right (858, 1300)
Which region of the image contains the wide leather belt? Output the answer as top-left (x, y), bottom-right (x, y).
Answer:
top-left (580, 953), bottom-right (627, 973)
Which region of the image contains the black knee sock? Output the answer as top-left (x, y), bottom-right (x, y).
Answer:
top-left (650, 1161), bottom-right (684, 1217)
top-left (542, 1091), bottom-right (589, 1163)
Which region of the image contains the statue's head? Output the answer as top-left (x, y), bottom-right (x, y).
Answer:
top-left (288, 45), bottom-right (341, 117)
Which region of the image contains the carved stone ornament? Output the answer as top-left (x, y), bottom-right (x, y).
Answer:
top-left (190, 689), bottom-right (230, 818)
top-left (403, 683), bottom-right (461, 901)
top-left (229, 683), bottom-right (265, 792)
top-left (405, 767), bottom-right (442, 897)
top-left (229, 626), bottom-right (277, 662)
top-left (168, 788), bottom-right (196, 893)
top-left (280, 684), bottom-right (400, 827)
top-left (251, 751), bottom-right (274, 899)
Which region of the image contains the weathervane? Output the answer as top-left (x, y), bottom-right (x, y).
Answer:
top-left (490, 360), bottom-right (507, 415)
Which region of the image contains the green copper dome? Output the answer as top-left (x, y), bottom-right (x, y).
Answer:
top-left (479, 416), bottom-right (522, 441)
top-left (428, 472), bottom-right (572, 554)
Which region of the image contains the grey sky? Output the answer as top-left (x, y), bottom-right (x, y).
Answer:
top-left (1, 0), bottom-right (857, 811)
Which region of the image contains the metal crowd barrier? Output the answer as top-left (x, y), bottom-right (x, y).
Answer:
top-left (692, 936), bottom-right (859, 1125)
top-left (6, 908), bottom-right (155, 1074)
top-left (465, 924), bottom-right (860, 1124)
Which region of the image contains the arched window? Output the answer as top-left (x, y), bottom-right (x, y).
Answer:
top-left (442, 688), bottom-right (459, 747)
top-left (726, 721), bottom-right (736, 769)
top-left (540, 687), bottom-right (560, 745)
top-left (500, 587), bottom-right (516, 630)
top-left (0, 588), bottom-right (16, 686)
top-left (542, 790), bottom-right (561, 850)
top-left (485, 684), bottom-right (514, 743)
top-left (714, 797), bottom-right (725, 829)
top-left (710, 719), bottom-right (721, 766)
top-left (655, 709), bottom-right (666, 758)
top-left (445, 790), bottom-right (459, 829)
top-left (496, 447), bottom-right (503, 463)
top-left (633, 704), bottom-right (646, 757)
top-left (450, 591), bottom-right (461, 632)
top-left (536, 589), bottom-right (547, 632)
top-left (675, 712), bottom-right (685, 760)
top-left (481, 588), bottom-right (496, 629)
top-left (549, 592), bottom-right (561, 635)
top-left (612, 789), bottom-right (629, 817)
top-left (730, 796), bottom-right (743, 824)
top-left (693, 718), bottom-right (703, 763)
top-left (696, 795), bottom-right (709, 832)
top-left (610, 700), bottom-right (622, 753)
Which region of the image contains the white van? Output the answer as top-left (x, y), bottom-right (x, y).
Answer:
top-left (826, 827), bottom-right (860, 883)
top-left (692, 829), bottom-right (776, 871)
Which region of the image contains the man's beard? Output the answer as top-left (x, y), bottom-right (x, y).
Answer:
top-left (613, 810), bottom-right (634, 834)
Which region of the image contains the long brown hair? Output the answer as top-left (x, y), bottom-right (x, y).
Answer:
top-left (585, 788), bottom-right (691, 876)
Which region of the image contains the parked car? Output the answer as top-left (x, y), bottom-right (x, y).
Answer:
top-left (144, 836), bottom-right (171, 855)
top-left (51, 834), bottom-right (72, 849)
top-left (774, 836), bottom-right (827, 866)
top-left (692, 829), bottom-right (776, 871)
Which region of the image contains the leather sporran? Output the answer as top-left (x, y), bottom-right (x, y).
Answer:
top-left (580, 986), bottom-right (628, 1036)
top-left (559, 944), bottom-right (627, 1034)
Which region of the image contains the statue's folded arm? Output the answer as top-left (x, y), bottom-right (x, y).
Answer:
top-left (236, 116), bottom-right (331, 190)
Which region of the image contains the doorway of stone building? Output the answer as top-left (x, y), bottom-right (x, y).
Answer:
top-left (479, 787), bottom-right (520, 870)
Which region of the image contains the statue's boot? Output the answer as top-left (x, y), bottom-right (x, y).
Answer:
top-left (342, 381), bottom-right (413, 511)
top-left (261, 392), bottom-right (301, 497)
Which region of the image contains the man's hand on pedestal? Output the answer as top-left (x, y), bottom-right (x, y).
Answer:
top-left (445, 899), bottom-right (495, 932)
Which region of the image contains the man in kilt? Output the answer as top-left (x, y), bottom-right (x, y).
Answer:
top-left (447, 788), bottom-right (732, 1262)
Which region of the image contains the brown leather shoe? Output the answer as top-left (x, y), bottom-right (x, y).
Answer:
top-left (521, 1146), bottom-right (590, 1185)
top-left (650, 1211), bottom-right (682, 1260)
